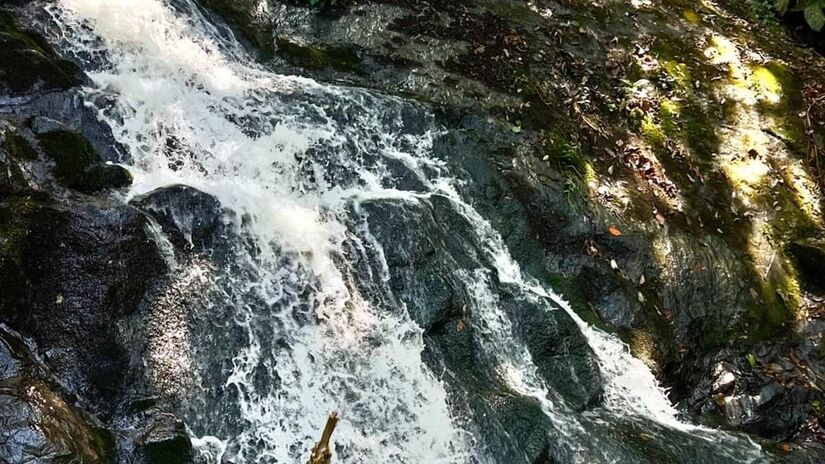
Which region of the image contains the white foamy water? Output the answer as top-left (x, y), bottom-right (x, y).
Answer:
top-left (47, 0), bottom-right (765, 462)
top-left (52, 0), bottom-right (469, 462)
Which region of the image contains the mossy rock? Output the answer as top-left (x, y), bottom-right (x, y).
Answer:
top-left (80, 164), bottom-right (133, 192)
top-left (0, 9), bottom-right (81, 94)
top-left (0, 193), bottom-right (58, 318)
top-left (3, 132), bottom-right (38, 161)
top-left (36, 129), bottom-right (132, 192)
top-left (276, 38), bottom-right (363, 75)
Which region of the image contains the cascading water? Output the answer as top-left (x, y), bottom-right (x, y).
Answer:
top-left (46, 0), bottom-right (771, 462)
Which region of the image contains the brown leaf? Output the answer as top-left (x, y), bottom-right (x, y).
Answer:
top-left (457, 320), bottom-right (466, 332)
top-left (608, 225), bottom-right (623, 236)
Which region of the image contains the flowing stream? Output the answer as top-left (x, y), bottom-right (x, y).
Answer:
top-left (46, 0), bottom-right (770, 462)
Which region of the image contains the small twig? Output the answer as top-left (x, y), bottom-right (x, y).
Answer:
top-left (763, 251), bottom-right (776, 280)
top-left (309, 412), bottom-right (339, 464)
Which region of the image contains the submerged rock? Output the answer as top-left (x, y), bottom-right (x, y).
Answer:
top-left (195, 0), bottom-right (274, 55)
top-left (362, 196), bottom-right (602, 461)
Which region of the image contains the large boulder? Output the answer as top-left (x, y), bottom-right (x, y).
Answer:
top-left (0, 118), bottom-right (193, 463)
top-left (0, 191), bottom-right (166, 415)
top-left (131, 184), bottom-right (230, 255)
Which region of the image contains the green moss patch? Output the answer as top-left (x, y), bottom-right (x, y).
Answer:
top-left (36, 130), bottom-right (132, 193)
top-left (276, 38), bottom-right (363, 74)
top-left (4, 132), bottom-right (38, 161)
top-left (0, 193), bottom-right (57, 315)
top-left (0, 9), bottom-right (80, 94)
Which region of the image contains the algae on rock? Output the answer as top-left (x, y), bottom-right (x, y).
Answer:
top-left (37, 129), bottom-right (132, 193)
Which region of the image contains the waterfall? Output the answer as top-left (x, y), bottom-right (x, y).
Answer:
top-left (47, 1), bottom-right (767, 462)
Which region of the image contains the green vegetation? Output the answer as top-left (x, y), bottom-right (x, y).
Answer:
top-left (752, 0), bottom-right (825, 30)
top-left (778, 0), bottom-right (825, 31)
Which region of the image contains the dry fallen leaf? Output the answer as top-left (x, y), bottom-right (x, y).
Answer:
top-left (608, 225), bottom-right (623, 236)
top-left (457, 320), bottom-right (466, 332)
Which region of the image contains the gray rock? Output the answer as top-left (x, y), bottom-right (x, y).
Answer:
top-left (140, 415), bottom-right (193, 464)
top-left (131, 184), bottom-right (230, 255)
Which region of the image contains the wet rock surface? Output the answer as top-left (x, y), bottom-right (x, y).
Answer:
top-left (0, 325), bottom-right (115, 464)
top-left (2, 0), bottom-right (825, 462)
top-left (361, 195), bottom-right (602, 459)
top-left (0, 8), bottom-right (80, 95)
top-left (131, 184), bottom-right (231, 256)
top-left (217, 0), bottom-right (825, 459)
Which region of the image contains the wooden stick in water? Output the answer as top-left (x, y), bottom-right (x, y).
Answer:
top-left (309, 412), bottom-right (339, 464)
